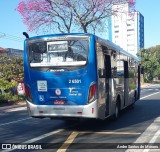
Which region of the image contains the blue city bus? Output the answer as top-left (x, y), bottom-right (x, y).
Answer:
top-left (23, 33), bottom-right (141, 120)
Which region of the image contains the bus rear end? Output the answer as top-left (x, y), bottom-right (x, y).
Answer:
top-left (24, 34), bottom-right (98, 119)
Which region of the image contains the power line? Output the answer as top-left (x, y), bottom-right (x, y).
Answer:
top-left (0, 32), bottom-right (24, 42)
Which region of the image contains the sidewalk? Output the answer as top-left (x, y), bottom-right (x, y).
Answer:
top-left (141, 83), bottom-right (152, 88)
top-left (0, 101), bottom-right (26, 111)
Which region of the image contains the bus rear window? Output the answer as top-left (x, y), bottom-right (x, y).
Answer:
top-left (28, 39), bottom-right (89, 67)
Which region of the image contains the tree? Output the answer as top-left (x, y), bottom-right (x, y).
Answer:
top-left (17, 0), bottom-right (135, 34)
top-left (0, 54), bottom-right (24, 81)
top-left (138, 45), bottom-right (160, 82)
top-left (0, 53), bottom-right (24, 95)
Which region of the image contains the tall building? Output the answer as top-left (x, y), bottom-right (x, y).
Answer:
top-left (107, 2), bottom-right (144, 56)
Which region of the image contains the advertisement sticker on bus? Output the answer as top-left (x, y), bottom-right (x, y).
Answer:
top-left (37, 81), bottom-right (47, 92)
top-left (55, 88), bottom-right (61, 96)
top-left (54, 100), bottom-right (65, 105)
top-left (68, 87), bottom-right (82, 96)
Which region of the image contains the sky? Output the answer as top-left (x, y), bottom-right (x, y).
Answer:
top-left (0, 0), bottom-right (160, 50)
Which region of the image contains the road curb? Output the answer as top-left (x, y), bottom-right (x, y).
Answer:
top-left (0, 103), bottom-right (26, 111)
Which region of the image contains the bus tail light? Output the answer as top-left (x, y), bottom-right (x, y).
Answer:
top-left (24, 84), bottom-right (32, 102)
top-left (88, 83), bottom-right (97, 103)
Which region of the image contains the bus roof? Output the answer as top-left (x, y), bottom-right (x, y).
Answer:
top-left (95, 35), bottom-right (140, 62)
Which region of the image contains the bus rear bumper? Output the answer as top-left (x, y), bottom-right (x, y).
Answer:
top-left (26, 100), bottom-right (98, 119)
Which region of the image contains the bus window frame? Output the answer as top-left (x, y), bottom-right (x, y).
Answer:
top-left (26, 36), bottom-right (90, 70)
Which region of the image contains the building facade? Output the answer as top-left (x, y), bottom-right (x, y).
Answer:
top-left (107, 3), bottom-right (144, 57)
top-left (7, 48), bottom-right (23, 59)
top-left (0, 47), bottom-right (23, 59)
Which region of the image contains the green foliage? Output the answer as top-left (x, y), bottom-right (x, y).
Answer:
top-left (0, 53), bottom-right (24, 81)
top-left (0, 94), bottom-right (25, 103)
top-left (0, 79), bottom-right (17, 92)
top-left (0, 93), bottom-right (12, 102)
top-left (0, 53), bottom-right (24, 103)
top-left (129, 83), bottom-right (136, 90)
top-left (138, 45), bottom-right (160, 82)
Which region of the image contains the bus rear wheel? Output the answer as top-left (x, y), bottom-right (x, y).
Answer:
top-left (130, 93), bottom-right (137, 109)
top-left (112, 102), bottom-right (120, 120)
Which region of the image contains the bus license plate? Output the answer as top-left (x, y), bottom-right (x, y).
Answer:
top-left (54, 100), bottom-right (65, 105)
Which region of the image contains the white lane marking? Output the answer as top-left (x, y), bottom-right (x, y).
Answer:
top-left (134, 117), bottom-right (160, 143)
top-left (56, 131), bottom-right (140, 152)
top-left (148, 89), bottom-right (153, 91)
top-left (155, 89), bottom-right (159, 91)
top-left (0, 118), bottom-right (31, 127)
top-left (23, 129), bottom-right (63, 143)
top-left (81, 131), bottom-right (141, 135)
top-left (143, 130), bottom-right (160, 152)
top-left (140, 92), bottom-right (160, 100)
top-left (1, 121), bottom-right (80, 152)
top-left (125, 117), bottom-right (160, 152)
top-left (1, 129), bottom-right (64, 152)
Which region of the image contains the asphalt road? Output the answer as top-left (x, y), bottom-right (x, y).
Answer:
top-left (0, 84), bottom-right (160, 152)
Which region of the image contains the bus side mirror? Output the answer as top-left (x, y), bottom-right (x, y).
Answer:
top-left (141, 66), bottom-right (144, 74)
top-left (98, 68), bottom-right (105, 78)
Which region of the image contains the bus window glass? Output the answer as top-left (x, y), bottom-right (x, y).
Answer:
top-left (117, 54), bottom-right (124, 77)
top-left (28, 39), bottom-right (89, 67)
top-left (96, 43), bottom-right (104, 69)
top-left (111, 51), bottom-right (117, 77)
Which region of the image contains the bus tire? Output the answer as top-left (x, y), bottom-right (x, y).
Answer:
top-left (112, 101), bottom-right (120, 120)
top-left (130, 92), bottom-right (137, 109)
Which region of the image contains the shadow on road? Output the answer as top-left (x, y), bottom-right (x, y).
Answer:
top-left (66, 99), bottom-right (160, 132)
